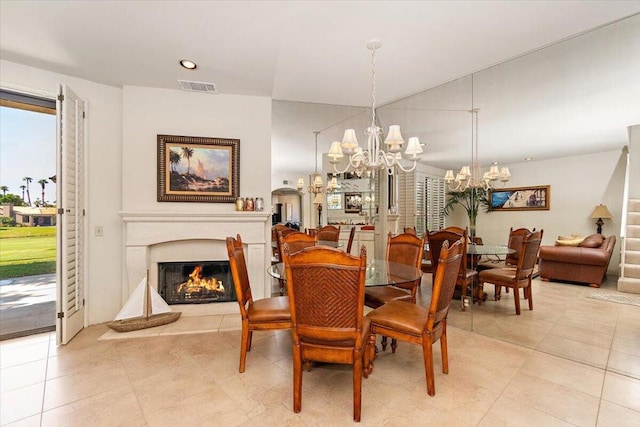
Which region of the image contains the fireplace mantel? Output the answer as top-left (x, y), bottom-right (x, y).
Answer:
top-left (120, 210), bottom-right (270, 316)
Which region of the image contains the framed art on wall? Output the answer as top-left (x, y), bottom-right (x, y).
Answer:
top-left (489, 185), bottom-right (550, 211)
top-left (157, 134), bottom-right (240, 203)
top-left (345, 193), bottom-right (363, 213)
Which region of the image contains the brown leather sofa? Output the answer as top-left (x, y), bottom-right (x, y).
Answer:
top-left (538, 234), bottom-right (616, 287)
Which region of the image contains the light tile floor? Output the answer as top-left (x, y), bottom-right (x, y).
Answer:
top-left (1, 276), bottom-right (639, 426)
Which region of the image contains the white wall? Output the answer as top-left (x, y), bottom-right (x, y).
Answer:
top-left (0, 65), bottom-right (272, 325)
top-left (0, 59), bottom-right (123, 324)
top-left (122, 86), bottom-right (271, 213)
top-left (447, 149), bottom-right (627, 273)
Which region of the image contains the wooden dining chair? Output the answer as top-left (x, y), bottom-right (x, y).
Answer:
top-left (282, 244), bottom-right (372, 422)
top-left (346, 225), bottom-right (356, 254)
top-left (304, 227), bottom-right (318, 237)
top-left (226, 235), bottom-right (291, 373)
top-left (279, 231), bottom-right (317, 256)
top-left (366, 238), bottom-right (464, 396)
top-left (317, 225), bottom-right (340, 242)
top-left (271, 224), bottom-right (291, 262)
top-left (477, 227), bottom-right (534, 298)
top-left (274, 227), bottom-right (298, 295)
top-left (364, 231), bottom-right (425, 308)
top-left (426, 227), bottom-right (477, 310)
top-left (478, 227), bottom-right (534, 270)
top-left (404, 226), bottom-right (417, 234)
top-left (364, 231), bottom-right (426, 352)
top-left (478, 230), bottom-right (543, 315)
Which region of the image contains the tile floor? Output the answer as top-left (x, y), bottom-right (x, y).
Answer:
top-left (1, 276), bottom-right (639, 426)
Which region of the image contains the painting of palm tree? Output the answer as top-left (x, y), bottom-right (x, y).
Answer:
top-left (158, 135), bottom-right (239, 203)
top-left (181, 147), bottom-right (194, 175)
top-left (169, 150), bottom-right (181, 172)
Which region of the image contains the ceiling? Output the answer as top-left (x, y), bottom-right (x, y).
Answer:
top-left (2, 1), bottom-right (640, 177)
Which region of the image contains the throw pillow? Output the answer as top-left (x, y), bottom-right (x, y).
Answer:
top-left (556, 237), bottom-right (584, 246)
top-left (580, 234), bottom-right (605, 248)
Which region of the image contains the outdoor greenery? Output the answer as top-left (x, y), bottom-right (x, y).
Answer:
top-left (0, 194), bottom-right (25, 206)
top-left (0, 226), bottom-right (56, 278)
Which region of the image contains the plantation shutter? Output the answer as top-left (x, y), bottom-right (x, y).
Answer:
top-left (416, 174), bottom-right (426, 235)
top-left (397, 170), bottom-right (417, 232)
top-left (56, 84), bottom-right (86, 345)
top-left (425, 176), bottom-right (446, 232)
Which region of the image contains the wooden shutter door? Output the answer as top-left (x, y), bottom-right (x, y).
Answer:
top-left (56, 84), bottom-right (86, 345)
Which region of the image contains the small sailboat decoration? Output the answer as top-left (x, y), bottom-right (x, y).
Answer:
top-left (108, 271), bottom-right (181, 332)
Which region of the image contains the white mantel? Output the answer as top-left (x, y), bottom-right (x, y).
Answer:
top-left (120, 211), bottom-right (270, 315)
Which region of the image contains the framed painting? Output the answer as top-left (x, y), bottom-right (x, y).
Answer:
top-left (345, 192), bottom-right (362, 213)
top-left (157, 134), bottom-right (239, 203)
top-left (489, 185), bottom-right (550, 211)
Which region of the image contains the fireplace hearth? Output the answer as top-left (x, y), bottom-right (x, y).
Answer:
top-left (158, 261), bottom-right (237, 304)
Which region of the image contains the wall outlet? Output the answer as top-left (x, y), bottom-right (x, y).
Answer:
top-left (95, 226), bottom-right (103, 237)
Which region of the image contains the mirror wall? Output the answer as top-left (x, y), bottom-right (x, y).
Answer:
top-left (272, 14), bottom-right (640, 371)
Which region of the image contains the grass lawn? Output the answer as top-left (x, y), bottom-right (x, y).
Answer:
top-left (0, 226), bottom-right (56, 278)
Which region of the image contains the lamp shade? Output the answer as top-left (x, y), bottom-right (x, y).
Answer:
top-left (340, 129), bottom-right (359, 153)
top-left (328, 141), bottom-right (344, 163)
top-left (404, 137), bottom-right (423, 157)
top-left (384, 125), bottom-right (404, 153)
top-left (589, 204), bottom-right (612, 219)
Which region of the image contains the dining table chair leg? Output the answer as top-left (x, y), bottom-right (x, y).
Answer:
top-left (422, 335), bottom-right (436, 396)
top-left (353, 353), bottom-right (362, 422)
top-left (440, 324), bottom-right (449, 374)
top-left (513, 286), bottom-right (522, 315)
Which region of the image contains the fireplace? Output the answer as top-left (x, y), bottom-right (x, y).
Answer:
top-left (121, 211), bottom-right (270, 316)
top-left (158, 261), bottom-right (237, 304)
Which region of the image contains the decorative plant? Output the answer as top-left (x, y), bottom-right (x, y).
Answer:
top-left (443, 187), bottom-right (491, 238)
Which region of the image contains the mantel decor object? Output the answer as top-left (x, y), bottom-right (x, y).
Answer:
top-left (157, 134), bottom-right (239, 203)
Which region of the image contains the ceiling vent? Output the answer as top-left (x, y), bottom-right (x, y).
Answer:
top-left (177, 79), bottom-right (217, 94)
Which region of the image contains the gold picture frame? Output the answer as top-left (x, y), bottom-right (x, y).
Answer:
top-left (157, 134), bottom-right (240, 203)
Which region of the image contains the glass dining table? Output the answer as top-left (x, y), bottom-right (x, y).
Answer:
top-left (268, 260), bottom-right (422, 288)
top-left (467, 244), bottom-right (515, 257)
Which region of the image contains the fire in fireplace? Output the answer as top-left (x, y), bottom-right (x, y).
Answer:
top-left (158, 261), bottom-right (237, 304)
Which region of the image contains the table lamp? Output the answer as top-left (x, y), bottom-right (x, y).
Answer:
top-left (589, 204), bottom-right (612, 234)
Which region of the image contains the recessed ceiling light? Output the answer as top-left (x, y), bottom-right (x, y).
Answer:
top-left (180, 59), bottom-right (197, 70)
top-left (525, 157), bottom-right (534, 161)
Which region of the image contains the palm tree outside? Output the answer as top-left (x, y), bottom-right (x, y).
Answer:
top-left (22, 176), bottom-right (32, 206)
top-left (19, 184), bottom-right (26, 201)
top-left (181, 147), bottom-right (194, 175)
top-left (0, 185), bottom-right (8, 195)
top-left (38, 179), bottom-right (48, 206)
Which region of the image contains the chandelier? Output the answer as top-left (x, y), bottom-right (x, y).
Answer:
top-left (444, 108), bottom-right (510, 191)
top-left (327, 39), bottom-right (423, 176)
top-left (297, 131), bottom-right (338, 196)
